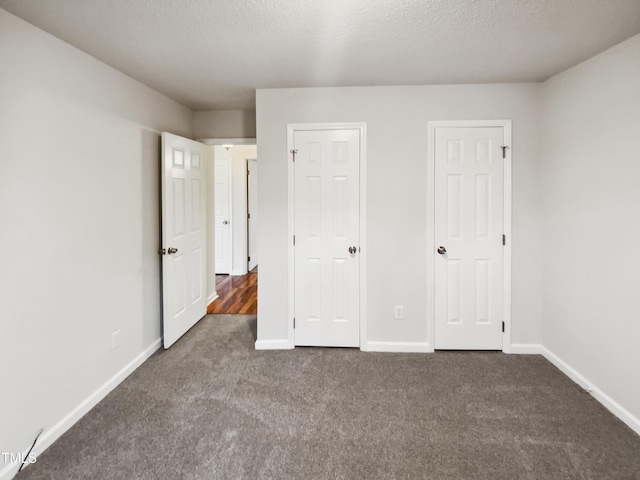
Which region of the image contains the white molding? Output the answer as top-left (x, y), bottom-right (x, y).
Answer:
top-left (426, 120), bottom-right (513, 352)
top-left (364, 341), bottom-right (431, 353)
top-left (358, 126), bottom-right (368, 351)
top-left (541, 347), bottom-right (640, 436)
top-left (254, 339), bottom-right (293, 350)
top-left (231, 268), bottom-right (248, 276)
top-left (510, 343), bottom-right (543, 354)
top-left (0, 339), bottom-right (161, 479)
top-left (207, 292), bottom-right (219, 305)
top-left (287, 123), bottom-right (367, 348)
top-left (286, 126), bottom-right (296, 347)
top-left (501, 121), bottom-right (513, 353)
top-left (198, 137), bottom-right (257, 145)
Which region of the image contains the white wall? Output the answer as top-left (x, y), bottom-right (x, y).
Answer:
top-left (255, 84), bottom-right (543, 348)
top-left (540, 34), bottom-right (640, 423)
top-left (0, 9), bottom-right (193, 475)
top-left (194, 109), bottom-right (256, 139)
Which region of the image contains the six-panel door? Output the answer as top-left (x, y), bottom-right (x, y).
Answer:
top-left (294, 129), bottom-right (361, 347)
top-left (434, 127), bottom-right (504, 350)
top-left (161, 133), bottom-right (207, 349)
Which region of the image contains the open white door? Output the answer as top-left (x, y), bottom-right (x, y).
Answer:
top-left (161, 133), bottom-right (207, 349)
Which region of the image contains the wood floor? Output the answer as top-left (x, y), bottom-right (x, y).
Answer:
top-left (207, 271), bottom-right (257, 314)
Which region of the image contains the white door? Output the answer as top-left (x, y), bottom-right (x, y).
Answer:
top-left (434, 127), bottom-right (504, 350)
top-left (161, 133), bottom-right (207, 349)
top-left (247, 158), bottom-right (258, 271)
top-left (294, 128), bottom-right (360, 347)
top-left (214, 148), bottom-right (232, 274)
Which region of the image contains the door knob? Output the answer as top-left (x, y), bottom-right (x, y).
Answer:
top-left (348, 246), bottom-right (357, 255)
top-left (437, 246), bottom-right (447, 255)
top-left (223, 220), bottom-right (229, 225)
top-left (167, 247), bottom-right (178, 254)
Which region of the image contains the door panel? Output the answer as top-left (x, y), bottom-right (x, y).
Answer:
top-left (214, 150), bottom-right (232, 274)
top-left (434, 127), bottom-right (504, 350)
top-left (161, 133), bottom-right (206, 349)
top-left (294, 129), bottom-right (360, 347)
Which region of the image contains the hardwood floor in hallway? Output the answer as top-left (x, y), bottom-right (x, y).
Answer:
top-left (207, 271), bottom-right (257, 314)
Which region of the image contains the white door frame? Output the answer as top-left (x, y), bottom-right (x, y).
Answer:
top-left (287, 123), bottom-right (367, 349)
top-left (247, 157), bottom-right (258, 272)
top-left (427, 120), bottom-right (512, 353)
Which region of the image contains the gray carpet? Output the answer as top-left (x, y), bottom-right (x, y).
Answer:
top-left (17, 315), bottom-right (640, 479)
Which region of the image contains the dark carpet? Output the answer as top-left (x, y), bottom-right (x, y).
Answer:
top-left (17, 315), bottom-right (640, 479)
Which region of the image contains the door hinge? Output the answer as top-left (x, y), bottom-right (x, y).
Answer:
top-left (501, 145), bottom-right (509, 159)
top-left (248, 213), bottom-right (251, 219)
top-left (502, 234), bottom-right (506, 246)
top-left (248, 256), bottom-right (251, 262)
top-left (293, 317), bottom-right (296, 329)
top-left (502, 321), bottom-right (505, 333)
top-left (293, 235), bottom-right (296, 245)
top-left (290, 149), bottom-right (298, 162)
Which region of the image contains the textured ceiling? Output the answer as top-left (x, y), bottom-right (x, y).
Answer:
top-left (2, 0), bottom-right (640, 111)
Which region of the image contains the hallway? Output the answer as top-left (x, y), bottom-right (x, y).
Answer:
top-left (207, 271), bottom-right (257, 314)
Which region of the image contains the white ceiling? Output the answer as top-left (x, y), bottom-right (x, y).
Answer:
top-left (2, 0), bottom-right (640, 111)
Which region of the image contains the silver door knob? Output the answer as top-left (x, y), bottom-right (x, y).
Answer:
top-left (348, 246), bottom-right (357, 254)
top-left (167, 247), bottom-right (178, 254)
top-left (437, 246), bottom-right (446, 255)
top-left (223, 220), bottom-right (229, 225)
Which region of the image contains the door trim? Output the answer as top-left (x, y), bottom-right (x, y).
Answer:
top-left (427, 120), bottom-right (512, 353)
top-left (247, 158), bottom-right (258, 272)
top-left (287, 123), bottom-right (367, 349)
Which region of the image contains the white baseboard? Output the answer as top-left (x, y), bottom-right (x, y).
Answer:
top-left (510, 343), bottom-right (543, 354)
top-left (231, 269), bottom-right (248, 276)
top-left (541, 346), bottom-right (640, 437)
top-left (364, 341), bottom-right (432, 353)
top-left (207, 292), bottom-right (218, 305)
top-left (254, 339), bottom-right (293, 350)
top-left (0, 339), bottom-right (161, 480)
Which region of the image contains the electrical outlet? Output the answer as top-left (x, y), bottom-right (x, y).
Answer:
top-left (394, 305), bottom-right (404, 320)
top-left (111, 330), bottom-right (121, 350)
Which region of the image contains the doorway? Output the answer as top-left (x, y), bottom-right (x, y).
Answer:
top-left (208, 143), bottom-right (258, 314)
top-left (427, 120), bottom-right (512, 352)
top-left (160, 136), bottom-right (258, 348)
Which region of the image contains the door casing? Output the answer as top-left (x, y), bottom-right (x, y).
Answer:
top-left (247, 158), bottom-right (258, 272)
top-left (287, 123), bottom-right (367, 349)
top-left (427, 120), bottom-right (512, 353)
